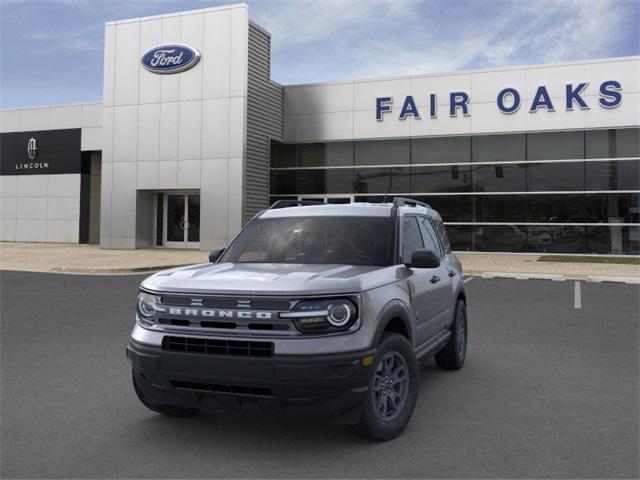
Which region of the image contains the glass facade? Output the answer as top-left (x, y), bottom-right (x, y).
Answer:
top-left (270, 128), bottom-right (640, 255)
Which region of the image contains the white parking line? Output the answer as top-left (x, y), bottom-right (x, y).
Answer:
top-left (463, 277), bottom-right (474, 284)
top-left (574, 281), bottom-right (582, 309)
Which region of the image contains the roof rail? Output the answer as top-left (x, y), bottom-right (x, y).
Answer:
top-left (269, 199), bottom-right (325, 209)
top-left (391, 197), bottom-right (431, 210)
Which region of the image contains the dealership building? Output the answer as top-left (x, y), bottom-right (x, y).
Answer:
top-left (1, 4), bottom-right (638, 254)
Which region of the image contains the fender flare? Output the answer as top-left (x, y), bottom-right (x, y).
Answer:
top-left (371, 299), bottom-right (414, 347)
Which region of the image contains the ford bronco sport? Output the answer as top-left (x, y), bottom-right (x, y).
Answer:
top-left (127, 198), bottom-right (468, 440)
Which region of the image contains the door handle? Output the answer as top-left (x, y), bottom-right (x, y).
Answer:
top-left (448, 269), bottom-right (457, 277)
top-left (430, 275), bottom-right (441, 284)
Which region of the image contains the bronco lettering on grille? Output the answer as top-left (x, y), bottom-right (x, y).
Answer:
top-left (160, 307), bottom-right (273, 320)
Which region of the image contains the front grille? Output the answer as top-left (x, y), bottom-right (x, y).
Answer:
top-left (159, 295), bottom-right (292, 310)
top-left (171, 380), bottom-right (274, 397)
top-left (162, 336), bottom-right (273, 357)
top-left (157, 318), bottom-right (291, 331)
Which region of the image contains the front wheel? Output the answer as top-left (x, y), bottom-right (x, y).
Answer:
top-left (350, 333), bottom-right (419, 441)
top-left (435, 300), bottom-right (467, 370)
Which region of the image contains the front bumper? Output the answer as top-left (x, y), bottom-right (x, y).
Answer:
top-left (127, 340), bottom-right (376, 421)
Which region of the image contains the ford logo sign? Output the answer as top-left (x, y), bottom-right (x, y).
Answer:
top-left (141, 44), bottom-right (201, 74)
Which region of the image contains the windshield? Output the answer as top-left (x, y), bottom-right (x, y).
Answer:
top-left (220, 216), bottom-right (394, 266)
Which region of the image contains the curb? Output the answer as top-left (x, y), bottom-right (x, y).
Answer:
top-left (48, 264), bottom-right (190, 274)
top-left (465, 271), bottom-right (640, 284)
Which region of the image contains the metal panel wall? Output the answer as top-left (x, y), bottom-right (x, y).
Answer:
top-left (244, 23), bottom-right (284, 223)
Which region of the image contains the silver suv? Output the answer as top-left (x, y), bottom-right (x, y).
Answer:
top-left (127, 198), bottom-right (468, 440)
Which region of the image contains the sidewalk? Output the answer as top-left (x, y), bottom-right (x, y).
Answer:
top-left (456, 252), bottom-right (640, 282)
top-left (0, 242), bottom-right (208, 274)
top-left (0, 242), bottom-right (638, 281)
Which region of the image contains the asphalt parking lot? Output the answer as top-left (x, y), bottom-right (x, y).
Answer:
top-left (1, 271), bottom-right (638, 479)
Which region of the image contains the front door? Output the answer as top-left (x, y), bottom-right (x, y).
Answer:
top-left (164, 193), bottom-right (200, 249)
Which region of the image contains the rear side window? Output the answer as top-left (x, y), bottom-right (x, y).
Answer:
top-left (418, 217), bottom-right (442, 257)
top-left (433, 218), bottom-right (452, 254)
top-left (402, 217), bottom-right (424, 264)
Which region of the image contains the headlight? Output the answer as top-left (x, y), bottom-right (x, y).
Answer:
top-left (136, 291), bottom-right (160, 325)
top-left (282, 298), bottom-right (358, 334)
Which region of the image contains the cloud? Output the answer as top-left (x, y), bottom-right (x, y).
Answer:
top-left (253, 0), bottom-right (637, 84)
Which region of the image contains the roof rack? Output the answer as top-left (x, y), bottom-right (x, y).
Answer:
top-left (391, 197), bottom-right (431, 210)
top-left (268, 199), bottom-right (325, 210)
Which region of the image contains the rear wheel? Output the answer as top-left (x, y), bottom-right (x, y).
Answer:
top-left (132, 371), bottom-right (200, 417)
top-left (435, 300), bottom-right (467, 370)
top-left (350, 333), bottom-right (419, 441)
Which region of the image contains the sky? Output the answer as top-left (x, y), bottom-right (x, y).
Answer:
top-left (0, 0), bottom-right (638, 108)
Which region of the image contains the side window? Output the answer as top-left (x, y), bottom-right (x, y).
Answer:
top-left (402, 217), bottom-right (424, 264)
top-left (418, 217), bottom-right (442, 257)
top-left (433, 218), bottom-right (452, 254)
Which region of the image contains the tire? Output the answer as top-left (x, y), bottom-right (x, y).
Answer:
top-left (132, 371), bottom-right (200, 417)
top-left (435, 300), bottom-right (467, 370)
top-left (350, 333), bottom-right (419, 441)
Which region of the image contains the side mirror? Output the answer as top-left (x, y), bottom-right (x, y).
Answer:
top-left (408, 249), bottom-right (440, 269)
top-left (208, 248), bottom-right (225, 263)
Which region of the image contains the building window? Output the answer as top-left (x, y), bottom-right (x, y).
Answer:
top-left (585, 128), bottom-right (640, 158)
top-left (355, 139), bottom-right (409, 166)
top-left (527, 131), bottom-right (584, 160)
top-left (472, 134), bottom-right (525, 163)
top-left (412, 136), bottom-right (470, 164)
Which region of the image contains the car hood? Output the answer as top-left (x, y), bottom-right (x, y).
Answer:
top-left (141, 262), bottom-right (400, 296)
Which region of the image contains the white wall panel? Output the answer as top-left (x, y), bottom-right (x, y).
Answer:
top-left (0, 220), bottom-right (17, 241)
top-left (229, 8), bottom-right (248, 98)
top-left (159, 102), bottom-right (179, 161)
top-left (285, 83), bottom-right (353, 115)
top-left (0, 197), bottom-right (17, 219)
top-left (137, 103), bottom-right (160, 161)
top-left (227, 158), bottom-right (243, 238)
top-left (177, 159), bottom-right (201, 188)
top-left (179, 14), bottom-right (204, 102)
top-left (228, 96), bottom-right (245, 158)
top-left (138, 19), bottom-right (162, 105)
top-left (0, 109), bottom-right (19, 132)
top-left (47, 220), bottom-right (79, 243)
top-left (586, 59), bottom-right (640, 94)
top-left (114, 21), bottom-right (141, 106)
top-left (202, 98), bottom-right (230, 158)
top-left (178, 101), bottom-right (202, 160)
top-left (16, 220), bottom-right (47, 242)
top-left (103, 25), bottom-right (116, 107)
top-left (202, 9), bottom-right (231, 99)
top-left (158, 161), bottom-right (178, 189)
top-left (101, 107), bottom-right (114, 163)
top-left (50, 105), bottom-right (82, 129)
top-left (472, 69), bottom-right (526, 104)
top-left (411, 74), bottom-right (472, 108)
top-left (81, 126), bottom-right (102, 151)
top-left (200, 158), bottom-right (228, 248)
top-left (113, 105), bottom-right (138, 162)
top-left (47, 174), bottom-right (80, 197)
top-left (160, 16), bottom-right (181, 103)
top-left (18, 108), bottom-right (50, 131)
top-left (17, 197), bottom-right (47, 219)
top-left (0, 176), bottom-right (17, 197)
top-left (109, 162), bottom-right (137, 245)
top-left (81, 103), bottom-right (103, 128)
top-left (17, 175), bottom-right (48, 197)
top-left (525, 64), bottom-right (585, 101)
top-left (136, 161), bottom-right (159, 189)
top-left (47, 197), bottom-right (79, 220)
top-left (354, 78), bottom-right (411, 112)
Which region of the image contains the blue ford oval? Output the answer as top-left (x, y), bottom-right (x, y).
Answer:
top-left (141, 44), bottom-right (201, 74)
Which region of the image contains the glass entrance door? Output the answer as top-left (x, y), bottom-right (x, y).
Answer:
top-left (164, 193), bottom-right (200, 248)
